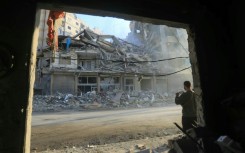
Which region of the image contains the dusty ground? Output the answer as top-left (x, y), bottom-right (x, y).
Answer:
top-left (31, 105), bottom-right (182, 152)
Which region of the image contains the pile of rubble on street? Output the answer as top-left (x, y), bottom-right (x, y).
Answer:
top-left (33, 91), bottom-right (175, 112)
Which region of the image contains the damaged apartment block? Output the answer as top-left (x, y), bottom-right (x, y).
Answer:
top-left (35, 18), bottom-right (192, 97)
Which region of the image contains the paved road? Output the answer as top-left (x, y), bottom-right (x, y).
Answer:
top-left (31, 105), bottom-right (182, 151)
top-left (32, 105), bottom-right (181, 126)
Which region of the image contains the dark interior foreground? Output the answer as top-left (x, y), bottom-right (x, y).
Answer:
top-left (0, 0), bottom-right (245, 152)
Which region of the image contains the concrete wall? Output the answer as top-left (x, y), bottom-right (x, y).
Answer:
top-left (140, 79), bottom-right (152, 91)
top-left (62, 13), bottom-right (82, 36)
top-left (34, 74), bottom-right (51, 95)
top-left (52, 74), bottom-right (75, 94)
top-left (37, 9), bottom-right (49, 50)
top-left (156, 79), bottom-right (168, 93)
top-left (51, 50), bottom-right (77, 69)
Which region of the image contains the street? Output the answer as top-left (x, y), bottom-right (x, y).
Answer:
top-left (31, 105), bottom-right (182, 151)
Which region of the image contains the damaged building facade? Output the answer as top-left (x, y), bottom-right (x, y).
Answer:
top-left (126, 21), bottom-right (193, 93)
top-left (35, 17), bottom-right (193, 96)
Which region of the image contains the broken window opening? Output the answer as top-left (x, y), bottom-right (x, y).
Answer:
top-left (100, 76), bottom-right (120, 92)
top-left (78, 76), bottom-right (97, 93)
top-left (125, 78), bottom-right (134, 92)
top-left (88, 77), bottom-right (96, 83)
top-left (78, 60), bottom-right (96, 70)
top-left (30, 7), bottom-right (203, 153)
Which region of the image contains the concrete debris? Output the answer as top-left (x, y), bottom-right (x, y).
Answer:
top-left (133, 143), bottom-right (169, 153)
top-left (33, 91), bottom-right (175, 112)
top-left (136, 144), bottom-right (146, 150)
top-left (87, 145), bottom-right (96, 148)
top-left (82, 102), bottom-right (102, 109)
top-left (163, 131), bottom-right (170, 136)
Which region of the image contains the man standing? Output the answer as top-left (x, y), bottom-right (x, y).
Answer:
top-left (175, 81), bottom-right (197, 131)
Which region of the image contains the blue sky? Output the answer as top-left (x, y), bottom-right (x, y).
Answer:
top-left (76, 14), bottom-right (131, 39)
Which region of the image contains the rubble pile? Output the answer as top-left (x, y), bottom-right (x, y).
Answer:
top-left (33, 91), bottom-right (175, 112)
top-left (55, 29), bottom-right (156, 74)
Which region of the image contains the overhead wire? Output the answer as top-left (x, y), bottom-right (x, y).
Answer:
top-left (143, 66), bottom-right (191, 77)
top-left (37, 56), bottom-right (189, 63)
top-left (39, 56), bottom-right (191, 78)
top-left (96, 66), bottom-right (192, 77)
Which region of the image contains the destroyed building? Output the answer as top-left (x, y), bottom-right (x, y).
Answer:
top-left (35, 20), bottom-right (193, 96)
top-left (126, 21), bottom-right (193, 92)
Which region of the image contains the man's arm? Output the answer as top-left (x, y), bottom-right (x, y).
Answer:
top-left (175, 92), bottom-right (188, 105)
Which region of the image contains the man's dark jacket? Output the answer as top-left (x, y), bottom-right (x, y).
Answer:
top-left (175, 90), bottom-right (197, 117)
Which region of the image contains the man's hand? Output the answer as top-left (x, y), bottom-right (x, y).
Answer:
top-left (176, 91), bottom-right (184, 97)
top-left (176, 92), bottom-right (180, 97)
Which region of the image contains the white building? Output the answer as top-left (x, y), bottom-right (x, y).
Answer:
top-left (58, 13), bottom-right (88, 36)
top-left (37, 10), bottom-right (101, 50)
